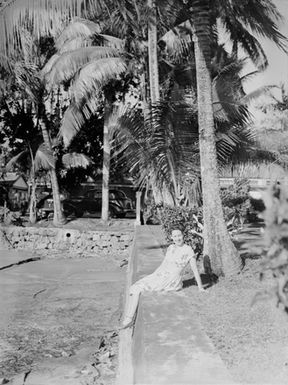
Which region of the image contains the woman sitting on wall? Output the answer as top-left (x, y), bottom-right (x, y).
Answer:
top-left (122, 225), bottom-right (206, 329)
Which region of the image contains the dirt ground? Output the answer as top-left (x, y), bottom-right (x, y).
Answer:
top-left (190, 257), bottom-right (288, 384)
top-left (0, 221), bottom-right (130, 385)
top-left (2, 219), bottom-right (288, 384)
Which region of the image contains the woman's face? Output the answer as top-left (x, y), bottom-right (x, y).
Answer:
top-left (171, 229), bottom-right (184, 246)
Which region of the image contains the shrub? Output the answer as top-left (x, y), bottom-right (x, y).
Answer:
top-left (0, 206), bottom-right (23, 226)
top-left (147, 179), bottom-right (253, 259)
top-left (157, 205), bottom-right (203, 258)
top-left (220, 178), bottom-right (252, 230)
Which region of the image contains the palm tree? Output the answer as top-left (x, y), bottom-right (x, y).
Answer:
top-left (147, 0), bottom-right (160, 104)
top-left (5, 143), bottom-right (55, 223)
top-left (41, 18), bottom-right (128, 222)
top-left (114, 53), bottom-right (259, 206)
top-left (188, 0), bottom-right (287, 276)
top-left (0, 45), bottom-right (67, 226)
top-left (1, 0), bottom-right (286, 276)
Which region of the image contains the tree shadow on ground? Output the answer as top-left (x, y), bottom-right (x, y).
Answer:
top-left (183, 273), bottom-right (218, 290)
top-left (145, 243), bottom-right (169, 250)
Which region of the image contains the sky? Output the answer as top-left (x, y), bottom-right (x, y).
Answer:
top-left (247, 0), bottom-right (288, 93)
top-left (245, 0), bottom-right (288, 92)
top-left (220, 0), bottom-right (288, 95)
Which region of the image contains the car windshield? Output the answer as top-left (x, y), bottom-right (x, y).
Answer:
top-left (110, 190), bottom-right (126, 199)
top-left (85, 189), bottom-right (128, 200)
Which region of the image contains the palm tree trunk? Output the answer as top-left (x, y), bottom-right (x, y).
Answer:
top-left (192, 0), bottom-right (242, 277)
top-left (101, 102), bottom-right (111, 222)
top-left (28, 145), bottom-right (37, 224)
top-left (29, 180), bottom-right (37, 224)
top-left (39, 119), bottom-right (66, 226)
top-left (147, 0), bottom-right (160, 104)
top-left (147, 1), bottom-right (162, 204)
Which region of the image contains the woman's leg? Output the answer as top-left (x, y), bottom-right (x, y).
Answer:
top-left (122, 284), bottom-right (141, 327)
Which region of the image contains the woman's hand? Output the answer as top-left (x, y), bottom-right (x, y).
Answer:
top-left (198, 287), bottom-right (206, 292)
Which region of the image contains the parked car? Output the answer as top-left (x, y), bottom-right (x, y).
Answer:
top-left (36, 193), bottom-right (73, 219)
top-left (67, 188), bottom-right (135, 218)
top-left (36, 189), bottom-right (135, 219)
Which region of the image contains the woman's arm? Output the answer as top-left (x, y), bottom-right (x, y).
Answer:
top-left (189, 256), bottom-right (205, 292)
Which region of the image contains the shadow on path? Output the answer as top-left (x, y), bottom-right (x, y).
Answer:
top-left (183, 273), bottom-right (218, 290)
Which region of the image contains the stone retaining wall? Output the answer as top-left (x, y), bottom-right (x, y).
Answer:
top-left (1, 226), bottom-right (134, 254)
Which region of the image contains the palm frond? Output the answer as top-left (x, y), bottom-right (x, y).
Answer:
top-left (215, 124), bottom-right (254, 164)
top-left (62, 152), bottom-right (92, 169)
top-left (41, 53), bottom-right (61, 77)
top-left (0, 0), bottom-right (104, 55)
top-left (42, 47), bottom-right (123, 88)
top-left (228, 0), bottom-right (287, 52)
top-left (114, 100), bottom-right (199, 201)
top-left (241, 85), bottom-right (279, 104)
top-left (59, 105), bottom-right (87, 147)
top-left (58, 37), bottom-right (94, 54)
top-left (211, 59), bottom-right (253, 125)
top-left (59, 95), bottom-right (102, 147)
top-left (34, 144), bottom-right (55, 171)
top-left (56, 18), bottom-right (102, 50)
top-left (239, 70), bottom-right (260, 84)
top-left (0, 52), bottom-right (12, 72)
top-left (93, 34), bottom-right (125, 49)
top-left (71, 57), bottom-right (127, 104)
top-left (5, 151), bottom-right (27, 171)
top-left (160, 21), bottom-right (194, 62)
top-left (58, 34), bottom-right (124, 54)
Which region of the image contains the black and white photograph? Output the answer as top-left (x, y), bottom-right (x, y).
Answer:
top-left (0, 1), bottom-right (288, 384)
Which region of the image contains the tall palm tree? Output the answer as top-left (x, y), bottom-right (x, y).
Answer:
top-left (0, 46), bottom-right (66, 226)
top-left (114, 53), bottom-right (258, 207)
top-left (1, 0), bottom-right (286, 276)
top-left (188, 0), bottom-right (287, 276)
top-left (147, 0), bottom-right (160, 104)
top-left (41, 19), bottom-right (128, 222)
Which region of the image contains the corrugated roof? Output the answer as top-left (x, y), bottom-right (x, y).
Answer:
top-left (0, 172), bottom-right (19, 183)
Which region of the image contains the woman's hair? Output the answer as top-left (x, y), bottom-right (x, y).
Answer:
top-left (170, 224), bottom-right (184, 234)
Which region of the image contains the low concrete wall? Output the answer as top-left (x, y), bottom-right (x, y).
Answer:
top-left (1, 226), bottom-right (133, 254)
top-left (121, 226), bottom-right (234, 385)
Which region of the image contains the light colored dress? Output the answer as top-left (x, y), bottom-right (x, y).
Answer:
top-left (132, 244), bottom-right (195, 292)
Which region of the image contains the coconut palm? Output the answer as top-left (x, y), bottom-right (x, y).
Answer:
top-left (114, 51), bottom-right (260, 207)
top-left (5, 144), bottom-right (54, 223)
top-left (1, 0), bottom-right (287, 276)
top-left (188, 0), bottom-right (287, 277)
top-left (155, 0), bottom-right (286, 276)
top-left (5, 143), bottom-right (92, 223)
top-left (0, 50), bottom-right (68, 226)
top-left (41, 18), bottom-right (129, 222)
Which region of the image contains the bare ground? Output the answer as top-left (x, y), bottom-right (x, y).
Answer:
top-left (2, 219), bottom-right (288, 384)
top-left (190, 258), bottom-right (288, 384)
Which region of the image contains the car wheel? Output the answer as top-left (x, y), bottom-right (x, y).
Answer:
top-left (75, 209), bottom-right (84, 218)
top-left (109, 208), bottom-right (117, 218)
top-left (116, 213), bottom-right (126, 218)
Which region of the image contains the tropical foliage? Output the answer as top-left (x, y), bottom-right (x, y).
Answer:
top-left (0, 0), bottom-right (287, 277)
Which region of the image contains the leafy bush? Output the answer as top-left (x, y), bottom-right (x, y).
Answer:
top-left (157, 205), bottom-right (204, 258)
top-left (146, 178), bottom-right (253, 259)
top-left (220, 178), bottom-right (252, 230)
top-left (0, 206), bottom-right (23, 226)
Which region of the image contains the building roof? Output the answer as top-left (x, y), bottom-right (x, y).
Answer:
top-left (0, 173), bottom-right (28, 190)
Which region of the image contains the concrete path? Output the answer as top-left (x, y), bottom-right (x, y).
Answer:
top-left (0, 248), bottom-right (125, 385)
top-left (119, 226), bottom-right (235, 385)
